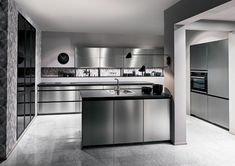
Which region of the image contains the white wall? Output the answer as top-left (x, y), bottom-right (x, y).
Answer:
top-left (41, 33), bottom-right (75, 67)
top-left (186, 30), bottom-right (228, 115)
top-left (228, 32), bottom-right (235, 135)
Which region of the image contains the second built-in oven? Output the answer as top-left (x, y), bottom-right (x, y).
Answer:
top-left (191, 71), bottom-right (208, 93)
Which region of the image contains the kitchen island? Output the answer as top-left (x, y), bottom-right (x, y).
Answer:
top-left (80, 89), bottom-right (172, 147)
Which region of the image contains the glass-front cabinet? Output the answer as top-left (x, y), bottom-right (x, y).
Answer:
top-left (17, 13), bottom-right (36, 138)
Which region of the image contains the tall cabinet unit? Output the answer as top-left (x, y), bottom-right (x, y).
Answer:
top-left (190, 39), bottom-right (229, 129)
top-left (17, 13), bottom-right (36, 138)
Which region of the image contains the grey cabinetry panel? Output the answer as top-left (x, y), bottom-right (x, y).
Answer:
top-left (82, 100), bottom-right (114, 146)
top-left (208, 96), bottom-right (229, 128)
top-left (124, 55), bottom-right (146, 68)
top-left (114, 100), bottom-right (143, 144)
top-left (190, 43), bottom-right (208, 70)
top-left (208, 40), bottom-right (228, 98)
top-left (77, 48), bottom-right (100, 67)
top-left (144, 99), bottom-right (170, 142)
top-left (190, 92), bottom-right (208, 120)
top-left (100, 48), bottom-right (124, 68)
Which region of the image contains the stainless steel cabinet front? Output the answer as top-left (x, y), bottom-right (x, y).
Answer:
top-left (144, 99), bottom-right (170, 142)
top-left (76, 48), bottom-right (100, 67)
top-left (114, 100), bottom-right (144, 144)
top-left (208, 39), bottom-right (228, 98)
top-left (82, 100), bottom-right (114, 146)
top-left (208, 96), bottom-right (229, 129)
top-left (38, 102), bottom-right (81, 114)
top-left (100, 48), bottom-right (124, 68)
top-left (190, 92), bottom-right (208, 120)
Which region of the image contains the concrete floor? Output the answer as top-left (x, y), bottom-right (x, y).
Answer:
top-left (1, 114), bottom-right (235, 166)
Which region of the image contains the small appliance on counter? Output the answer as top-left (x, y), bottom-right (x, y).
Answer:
top-left (153, 84), bottom-right (163, 95)
top-left (142, 87), bottom-right (152, 94)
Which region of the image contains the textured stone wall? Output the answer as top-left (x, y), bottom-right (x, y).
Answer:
top-left (0, 0), bottom-right (8, 160)
top-left (0, 0), bottom-right (41, 159)
top-left (6, 0), bottom-right (18, 156)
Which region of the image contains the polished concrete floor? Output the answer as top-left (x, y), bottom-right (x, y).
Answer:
top-left (1, 114), bottom-right (235, 166)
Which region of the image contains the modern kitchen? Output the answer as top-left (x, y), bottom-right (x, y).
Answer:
top-left (2, 0), bottom-right (235, 166)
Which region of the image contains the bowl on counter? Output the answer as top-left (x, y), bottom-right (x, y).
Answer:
top-left (142, 87), bottom-right (152, 94)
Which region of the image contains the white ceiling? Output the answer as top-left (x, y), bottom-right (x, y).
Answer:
top-left (15, 0), bottom-right (179, 35)
top-left (203, 6), bottom-right (235, 22)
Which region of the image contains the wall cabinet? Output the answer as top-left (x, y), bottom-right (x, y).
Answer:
top-left (76, 48), bottom-right (100, 67)
top-left (100, 48), bottom-right (124, 68)
top-left (190, 43), bottom-right (208, 70)
top-left (144, 99), bottom-right (170, 142)
top-left (114, 100), bottom-right (144, 144)
top-left (76, 47), bottom-right (164, 68)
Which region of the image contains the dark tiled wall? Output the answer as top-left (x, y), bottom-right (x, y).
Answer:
top-left (0, 0), bottom-right (8, 160)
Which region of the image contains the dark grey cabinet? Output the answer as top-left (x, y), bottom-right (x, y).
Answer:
top-left (144, 99), bottom-right (170, 142)
top-left (190, 43), bottom-right (208, 70)
top-left (208, 96), bottom-right (229, 129)
top-left (208, 40), bottom-right (228, 98)
top-left (114, 100), bottom-right (144, 144)
top-left (190, 92), bottom-right (208, 120)
top-left (82, 100), bottom-right (114, 146)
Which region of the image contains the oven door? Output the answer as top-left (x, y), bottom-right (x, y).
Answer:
top-left (191, 76), bottom-right (207, 93)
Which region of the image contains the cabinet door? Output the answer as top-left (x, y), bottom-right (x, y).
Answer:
top-left (77, 48), bottom-right (100, 67)
top-left (124, 55), bottom-right (146, 68)
top-left (145, 55), bottom-right (164, 67)
top-left (82, 100), bottom-right (113, 146)
top-left (208, 40), bottom-right (228, 98)
top-left (100, 48), bottom-right (124, 67)
top-left (190, 92), bottom-right (208, 120)
top-left (190, 44), bottom-right (207, 70)
top-left (144, 99), bottom-right (170, 142)
top-left (208, 96), bottom-right (229, 128)
top-left (114, 100), bottom-right (143, 144)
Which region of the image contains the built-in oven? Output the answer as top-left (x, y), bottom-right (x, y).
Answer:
top-left (191, 71), bottom-right (208, 93)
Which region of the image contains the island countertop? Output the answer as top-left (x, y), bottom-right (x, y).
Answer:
top-left (38, 81), bottom-right (153, 87)
top-left (80, 89), bottom-right (171, 100)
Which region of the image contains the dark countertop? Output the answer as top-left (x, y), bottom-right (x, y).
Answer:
top-left (80, 90), bottom-right (171, 100)
top-left (38, 81), bottom-right (153, 87)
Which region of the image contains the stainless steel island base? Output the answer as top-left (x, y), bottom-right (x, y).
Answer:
top-left (81, 90), bottom-right (171, 147)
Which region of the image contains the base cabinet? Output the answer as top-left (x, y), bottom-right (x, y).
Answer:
top-left (114, 100), bottom-right (143, 144)
top-left (144, 99), bottom-right (170, 142)
top-left (208, 96), bottom-right (229, 128)
top-left (82, 98), bottom-right (171, 147)
top-left (82, 100), bottom-right (114, 146)
top-left (190, 92), bottom-right (208, 120)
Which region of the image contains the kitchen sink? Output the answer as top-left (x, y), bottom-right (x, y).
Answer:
top-left (106, 89), bottom-right (134, 95)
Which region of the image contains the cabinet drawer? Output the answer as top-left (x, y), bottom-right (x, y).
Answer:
top-left (38, 102), bottom-right (80, 114)
top-left (39, 90), bottom-right (80, 102)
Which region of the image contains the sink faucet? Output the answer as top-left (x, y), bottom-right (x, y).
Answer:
top-left (114, 78), bottom-right (120, 95)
